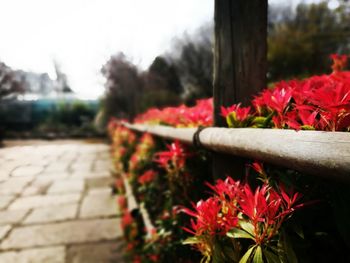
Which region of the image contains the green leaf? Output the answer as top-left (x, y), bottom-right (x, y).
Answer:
top-left (200, 255), bottom-right (211, 263)
top-left (182, 237), bottom-right (199, 245)
top-left (252, 116), bottom-right (267, 125)
top-left (292, 224), bottom-right (304, 239)
top-left (301, 125), bottom-right (315, 130)
top-left (227, 112), bottom-right (238, 128)
top-left (253, 246), bottom-right (264, 263)
top-left (223, 245), bottom-right (240, 262)
top-left (263, 249), bottom-right (280, 263)
top-left (227, 228), bottom-right (255, 240)
top-left (212, 240), bottom-right (226, 263)
top-left (239, 246), bottom-right (256, 263)
top-left (278, 230), bottom-right (298, 263)
top-left (239, 221), bottom-right (255, 236)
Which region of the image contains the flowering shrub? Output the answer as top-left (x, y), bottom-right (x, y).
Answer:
top-left (110, 122), bottom-right (211, 262)
top-left (110, 55), bottom-right (350, 262)
top-left (222, 55), bottom-right (350, 131)
top-left (108, 118), bottom-right (137, 172)
top-left (134, 98), bottom-right (213, 127)
top-left (182, 164), bottom-right (305, 263)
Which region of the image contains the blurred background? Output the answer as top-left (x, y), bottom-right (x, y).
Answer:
top-left (0, 0), bottom-right (349, 141)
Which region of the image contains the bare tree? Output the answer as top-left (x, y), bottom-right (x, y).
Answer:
top-left (101, 52), bottom-right (142, 121)
top-left (268, 1), bottom-right (350, 81)
top-left (167, 23), bottom-right (214, 104)
top-left (140, 56), bottom-right (182, 111)
top-left (0, 62), bottom-right (24, 99)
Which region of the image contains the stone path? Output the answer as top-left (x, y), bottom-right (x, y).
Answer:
top-left (0, 141), bottom-right (124, 263)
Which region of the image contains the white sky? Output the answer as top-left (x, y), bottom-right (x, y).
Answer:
top-left (0, 0), bottom-right (213, 99)
top-left (0, 0), bottom-right (330, 99)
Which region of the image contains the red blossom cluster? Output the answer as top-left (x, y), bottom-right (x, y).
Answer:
top-left (134, 98), bottom-right (213, 127)
top-left (117, 195), bottom-right (127, 211)
top-left (223, 55), bottom-right (350, 131)
top-left (154, 140), bottom-right (189, 173)
top-left (138, 169), bottom-right (157, 185)
top-left (129, 133), bottom-right (155, 173)
top-left (109, 122), bottom-right (137, 172)
top-left (182, 165), bottom-right (305, 260)
top-left (121, 211), bottom-right (134, 230)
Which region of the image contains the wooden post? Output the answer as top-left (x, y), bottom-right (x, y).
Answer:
top-left (213, 0), bottom-right (267, 178)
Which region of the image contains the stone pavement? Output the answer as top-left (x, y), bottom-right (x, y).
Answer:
top-left (0, 141), bottom-right (124, 263)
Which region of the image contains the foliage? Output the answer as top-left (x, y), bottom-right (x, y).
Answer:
top-left (33, 101), bottom-right (99, 137)
top-left (166, 23), bottom-right (214, 103)
top-left (108, 53), bottom-right (350, 262)
top-left (139, 56), bottom-right (183, 111)
top-left (109, 120), bottom-right (211, 262)
top-left (101, 53), bottom-right (142, 122)
top-left (100, 1), bottom-right (350, 132)
top-left (222, 55), bottom-right (350, 131)
top-left (268, 1), bottom-right (350, 81)
top-left (134, 98), bottom-right (213, 127)
top-left (182, 165), bottom-right (305, 263)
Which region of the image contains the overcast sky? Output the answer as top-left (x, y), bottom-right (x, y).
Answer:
top-left (0, 0), bottom-right (330, 99)
top-left (0, 0), bottom-right (213, 98)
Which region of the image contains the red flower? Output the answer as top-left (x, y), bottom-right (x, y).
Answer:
top-left (184, 175), bottom-right (306, 249)
top-left (154, 140), bottom-right (189, 171)
top-left (182, 197), bottom-right (237, 236)
top-left (206, 176), bottom-right (241, 201)
top-left (264, 84), bottom-right (293, 114)
top-left (250, 162), bottom-right (265, 175)
top-left (132, 256), bottom-right (142, 263)
top-left (117, 196), bottom-right (127, 210)
top-left (115, 178), bottom-right (124, 192)
top-left (121, 212), bottom-right (133, 230)
top-left (138, 170), bottom-right (157, 185)
top-left (149, 254), bottom-right (160, 262)
top-left (134, 98), bottom-right (213, 127)
top-left (330, 54), bottom-right (348, 73)
top-left (221, 105), bottom-right (237, 117)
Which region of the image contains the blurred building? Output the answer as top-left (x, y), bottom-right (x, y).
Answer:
top-left (0, 67), bottom-right (98, 130)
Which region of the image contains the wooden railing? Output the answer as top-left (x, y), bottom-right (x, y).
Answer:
top-left (123, 122), bottom-right (350, 182)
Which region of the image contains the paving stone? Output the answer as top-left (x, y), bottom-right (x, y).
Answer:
top-left (0, 225), bottom-right (11, 240)
top-left (0, 246), bottom-right (65, 263)
top-left (94, 160), bottom-right (111, 167)
top-left (48, 179), bottom-right (84, 194)
top-left (0, 195), bottom-right (16, 210)
top-left (87, 188), bottom-right (112, 196)
top-left (71, 164), bottom-right (92, 173)
top-left (1, 218), bottom-right (121, 249)
top-left (24, 204), bottom-right (78, 224)
top-left (76, 155), bottom-right (96, 162)
top-left (21, 185), bottom-right (45, 196)
top-left (44, 163), bottom-right (69, 173)
top-left (11, 165), bottom-right (44, 177)
top-left (70, 172), bottom-right (110, 179)
top-left (8, 193), bottom-right (80, 210)
top-left (93, 164), bottom-right (113, 173)
top-left (80, 190), bottom-right (117, 218)
top-left (85, 177), bottom-right (114, 190)
top-left (67, 241), bottom-right (125, 263)
top-left (0, 209), bottom-right (28, 225)
top-left (0, 177), bottom-right (33, 195)
top-left (33, 174), bottom-right (69, 186)
top-left (0, 160), bottom-right (22, 171)
top-left (0, 171), bottom-right (10, 182)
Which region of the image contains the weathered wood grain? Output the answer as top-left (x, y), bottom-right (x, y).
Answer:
top-left (123, 123), bottom-right (196, 144)
top-left (213, 0), bottom-right (267, 179)
top-left (213, 0), bottom-right (267, 127)
top-left (124, 123), bottom-right (350, 181)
